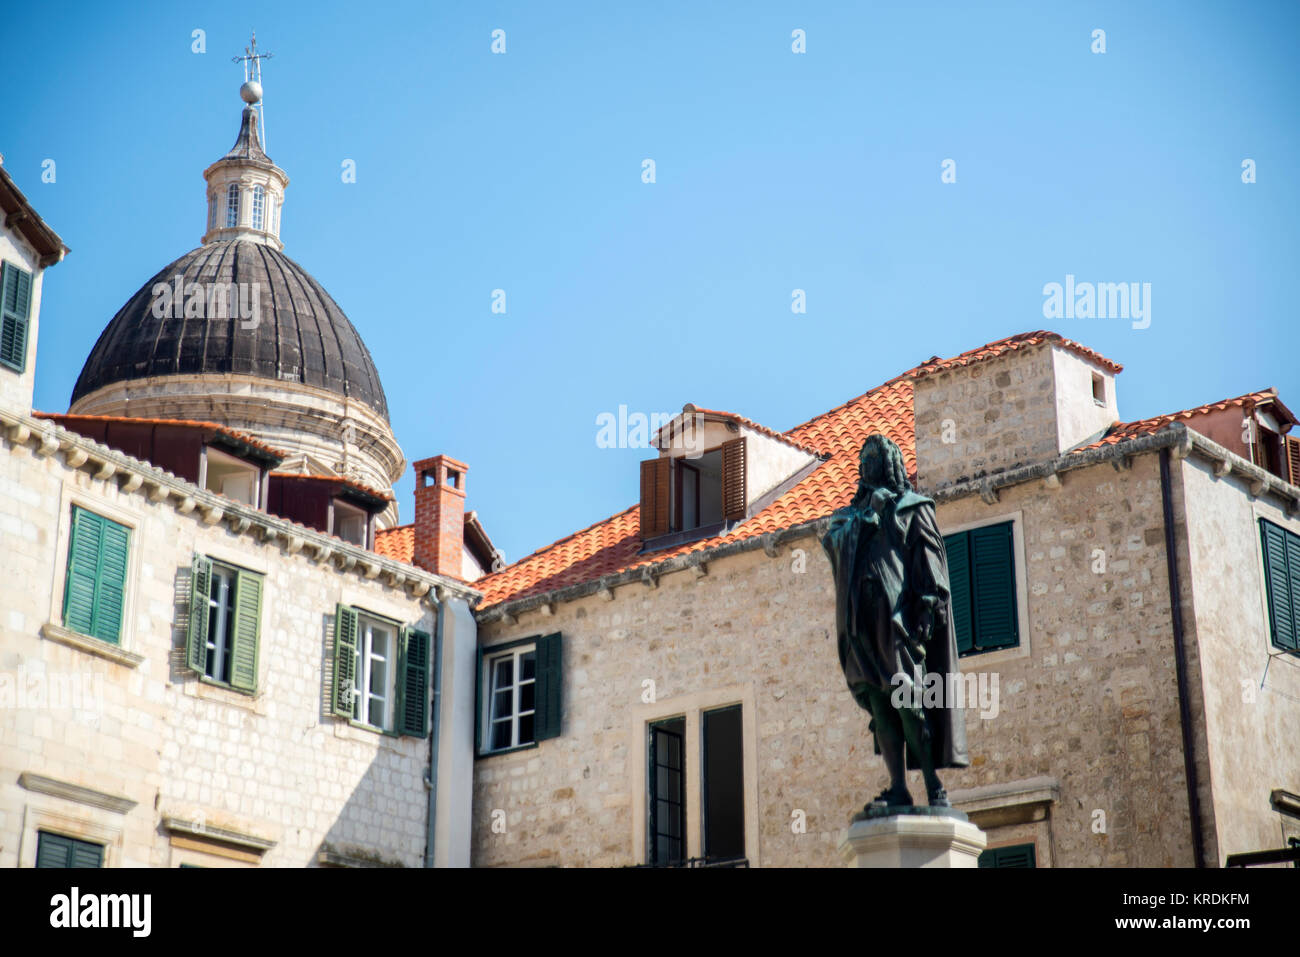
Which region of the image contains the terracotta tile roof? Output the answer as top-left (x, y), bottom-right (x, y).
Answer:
top-left (475, 375), bottom-right (917, 607)
top-left (658, 405), bottom-right (824, 457)
top-left (1083, 388), bottom-right (1285, 449)
top-left (374, 523), bottom-right (414, 562)
top-left (912, 330), bottom-right (1122, 378)
top-left (269, 472), bottom-right (394, 504)
top-left (35, 412), bottom-right (286, 461)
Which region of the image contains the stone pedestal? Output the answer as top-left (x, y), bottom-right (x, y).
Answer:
top-left (838, 808), bottom-right (987, 868)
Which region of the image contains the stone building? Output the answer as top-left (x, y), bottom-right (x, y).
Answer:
top-left (0, 85), bottom-right (492, 867)
top-left (456, 331), bottom-right (1300, 867)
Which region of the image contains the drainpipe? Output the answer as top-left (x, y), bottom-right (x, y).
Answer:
top-left (423, 596), bottom-right (445, 868)
top-left (1159, 448), bottom-right (1206, 867)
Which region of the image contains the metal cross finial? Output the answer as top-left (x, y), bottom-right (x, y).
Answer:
top-left (232, 31), bottom-right (274, 84)
top-left (232, 31), bottom-right (275, 148)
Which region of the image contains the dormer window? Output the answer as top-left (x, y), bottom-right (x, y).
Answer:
top-left (202, 445), bottom-right (261, 507)
top-left (641, 438), bottom-right (746, 542)
top-left (225, 184), bottom-right (240, 228)
top-left (1091, 372), bottom-right (1106, 405)
top-left (331, 498), bottom-right (370, 547)
top-left (251, 185), bottom-right (265, 230)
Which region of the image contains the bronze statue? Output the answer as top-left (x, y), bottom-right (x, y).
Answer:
top-left (821, 434), bottom-right (969, 815)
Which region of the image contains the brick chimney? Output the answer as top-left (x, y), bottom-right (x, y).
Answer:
top-left (413, 455), bottom-right (468, 579)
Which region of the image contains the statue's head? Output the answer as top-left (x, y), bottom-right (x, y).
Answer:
top-left (853, 433), bottom-right (911, 505)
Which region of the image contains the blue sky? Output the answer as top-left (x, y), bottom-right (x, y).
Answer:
top-left (3, 1), bottom-right (1297, 564)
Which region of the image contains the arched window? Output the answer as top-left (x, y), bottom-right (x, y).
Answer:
top-left (225, 184), bottom-right (240, 228)
top-left (251, 185), bottom-right (265, 230)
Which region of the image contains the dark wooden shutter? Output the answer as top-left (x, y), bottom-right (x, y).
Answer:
top-left (970, 521), bottom-right (1018, 650)
top-left (721, 438), bottom-right (747, 521)
top-left (978, 842), bottom-right (1036, 868)
top-left (1287, 436), bottom-right (1300, 487)
top-left (399, 626), bottom-right (431, 737)
top-left (70, 839), bottom-right (105, 868)
top-left (187, 555), bottom-right (213, 674)
top-left (640, 457), bottom-right (671, 538)
top-left (229, 569), bottom-right (262, 692)
top-left (534, 632), bottom-right (563, 741)
top-left (0, 261), bottom-right (32, 373)
top-left (332, 604), bottom-right (360, 717)
top-left (1260, 520), bottom-right (1298, 652)
top-left (943, 531), bottom-right (974, 654)
top-left (63, 508), bottom-right (104, 637)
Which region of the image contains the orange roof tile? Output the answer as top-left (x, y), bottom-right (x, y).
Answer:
top-left (36, 412), bottom-right (287, 460)
top-left (475, 375), bottom-right (917, 607)
top-left (269, 472), bottom-right (394, 503)
top-left (912, 330), bottom-right (1122, 378)
top-left (374, 523), bottom-right (414, 562)
top-left (1083, 389), bottom-right (1284, 449)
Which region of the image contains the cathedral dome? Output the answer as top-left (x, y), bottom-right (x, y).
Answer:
top-left (71, 240), bottom-right (390, 421)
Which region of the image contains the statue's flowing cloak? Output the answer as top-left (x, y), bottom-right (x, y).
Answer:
top-left (821, 490), bottom-right (970, 770)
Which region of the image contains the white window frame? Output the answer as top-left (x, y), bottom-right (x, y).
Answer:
top-left (203, 563), bottom-right (237, 684)
top-left (225, 184), bottom-right (240, 228)
top-left (251, 185), bottom-right (265, 230)
top-left (352, 612), bottom-right (398, 731)
top-left (481, 644), bottom-right (537, 753)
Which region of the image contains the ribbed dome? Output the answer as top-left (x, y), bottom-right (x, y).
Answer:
top-left (72, 240), bottom-right (389, 420)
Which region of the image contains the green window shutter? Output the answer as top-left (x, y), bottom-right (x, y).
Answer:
top-left (332, 604), bottom-right (359, 717)
top-left (36, 831), bottom-right (72, 868)
top-left (1260, 520), bottom-right (1298, 652)
top-left (92, 518), bottom-right (129, 644)
top-left (70, 839), bottom-right (104, 868)
top-left (473, 642), bottom-right (485, 754)
top-left (534, 632), bottom-right (563, 741)
top-left (187, 555), bottom-right (213, 673)
top-left (62, 507), bottom-right (129, 645)
top-left (35, 831), bottom-right (103, 868)
top-left (0, 261), bottom-right (32, 373)
top-left (970, 521), bottom-right (1018, 650)
top-left (978, 843), bottom-right (1036, 868)
top-left (63, 508), bottom-right (104, 636)
top-left (399, 627), bottom-right (431, 737)
top-left (229, 569), bottom-right (263, 692)
top-left (943, 531), bottom-right (973, 654)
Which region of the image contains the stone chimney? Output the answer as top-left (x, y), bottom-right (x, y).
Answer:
top-left (413, 455), bottom-right (468, 579)
top-left (913, 335), bottom-right (1121, 493)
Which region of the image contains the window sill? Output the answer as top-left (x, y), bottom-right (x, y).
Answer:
top-left (332, 717), bottom-right (410, 752)
top-left (186, 674), bottom-right (263, 713)
top-left (640, 521), bottom-right (732, 554)
top-left (476, 741), bottom-right (539, 760)
top-left (41, 622), bottom-right (143, 668)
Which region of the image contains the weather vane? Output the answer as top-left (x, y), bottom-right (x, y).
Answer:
top-left (232, 31), bottom-right (274, 148)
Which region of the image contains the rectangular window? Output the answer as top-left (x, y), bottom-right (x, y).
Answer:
top-left (331, 605), bottom-right (430, 736)
top-left (187, 556), bottom-right (262, 692)
top-left (203, 446), bottom-right (260, 506)
top-left (62, 506), bottom-right (131, 645)
top-left (702, 705), bottom-right (745, 862)
top-left (1260, 518), bottom-right (1300, 653)
top-left (944, 520), bottom-right (1019, 656)
top-left (641, 439), bottom-right (744, 542)
top-left (648, 717), bottom-right (686, 866)
top-left (251, 185), bottom-right (265, 230)
top-left (978, 842), bottom-right (1037, 868)
top-left (225, 184), bottom-right (240, 228)
top-left (476, 633), bottom-right (562, 755)
top-left (1, 259), bottom-right (33, 374)
top-left (36, 831), bottom-right (104, 868)
top-left (332, 499), bottom-right (368, 546)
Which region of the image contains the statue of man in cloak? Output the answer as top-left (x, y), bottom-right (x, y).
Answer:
top-left (821, 433), bottom-right (969, 813)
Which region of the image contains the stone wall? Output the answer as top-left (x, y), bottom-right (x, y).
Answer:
top-left (0, 426), bottom-right (439, 867)
top-left (473, 452), bottom-right (1209, 867)
top-left (1179, 456), bottom-right (1300, 863)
